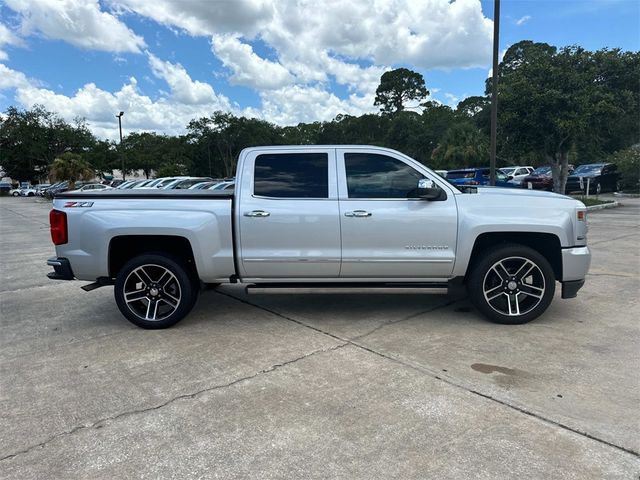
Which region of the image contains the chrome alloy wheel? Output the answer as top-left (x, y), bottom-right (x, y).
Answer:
top-left (482, 256), bottom-right (545, 317)
top-left (123, 264), bottom-right (182, 321)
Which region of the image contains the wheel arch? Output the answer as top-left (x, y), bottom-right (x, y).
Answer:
top-left (464, 232), bottom-right (563, 281)
top-left (108, 235), bottom-right (199, 282)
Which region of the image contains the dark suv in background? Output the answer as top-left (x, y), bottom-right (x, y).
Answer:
top-left (565, 163), bottom-right (619, 194)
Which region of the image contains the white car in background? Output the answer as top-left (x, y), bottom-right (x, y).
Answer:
top-left (500, 166), bottom-right (535, 186)
top-left (70, 183), bottom-right (114, 193)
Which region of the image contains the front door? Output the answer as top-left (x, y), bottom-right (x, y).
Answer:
top-left (337, 149), bottom-right (458, 279)
top-left (238, 149), bottom-right (341, 279)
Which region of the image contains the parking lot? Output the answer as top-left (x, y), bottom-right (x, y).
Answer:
top-left (0, 195), bottom-right (638, 479)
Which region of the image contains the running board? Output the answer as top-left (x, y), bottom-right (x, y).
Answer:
top-left (245, 282), bottom-right (449, 295)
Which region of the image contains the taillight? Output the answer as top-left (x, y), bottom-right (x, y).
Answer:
top-left (49, 209), bottom-right (68, 245)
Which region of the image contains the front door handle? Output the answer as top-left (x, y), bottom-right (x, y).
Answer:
top-left (344, 210), bottom-right (372, 217)
top-left (244, 210), bottom-right (270, 217)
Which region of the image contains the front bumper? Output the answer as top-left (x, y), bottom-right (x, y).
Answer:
top-left (561, 246), bottom-right (590, 298)
top-left (47, 257), bottom-right (75, 280)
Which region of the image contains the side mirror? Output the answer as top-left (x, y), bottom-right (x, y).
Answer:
top-left (416, 179), bottom-right (445, 201)
top-left (507, 175), bottom-right (514, 181)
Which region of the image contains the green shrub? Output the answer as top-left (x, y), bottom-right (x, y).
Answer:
top-left (609, 146), bottom-right (640, 193)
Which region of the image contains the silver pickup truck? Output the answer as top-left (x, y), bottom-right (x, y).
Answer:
top-left (47, 146), bottom-right (591, 329)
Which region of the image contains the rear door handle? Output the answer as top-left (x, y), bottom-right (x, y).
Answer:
top-left (244, 210), bottom-right (270, 217)
top-left (344, 210), bottom-right (372, 217)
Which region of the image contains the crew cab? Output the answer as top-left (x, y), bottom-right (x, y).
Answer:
top-left (47, 146), bottom-right (591, 329)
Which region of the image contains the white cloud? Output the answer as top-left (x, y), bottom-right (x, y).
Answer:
top-left (114, 0), bottom-right (492, 69)
top-left (258, 85), bottom-right (376, 126)
top-left (0, 64), bottom-right (31, 89)
top-left (0, 62), bottom-right (234, 140)
top-left (516, 15), bottom-right (532, 26)
top-left (0, 22), bottom-right (24, 60)
top-left (211, 34), bottom-right (292, 90)
top-left (4, 0), bottom-right (145, 53)
top-left (0, 0), bottom-right (497, 135)
top-left (111, 0), bottom-right (274, 37)
top-left (147, 53), bottom-right (227, 106)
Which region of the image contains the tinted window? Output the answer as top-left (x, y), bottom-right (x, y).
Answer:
top-left (344, 153), bottom-right (424, 198)
top-left (447, 170), bottom-right (476, 179)
top-left (254, 153), bottom-right (328, 198)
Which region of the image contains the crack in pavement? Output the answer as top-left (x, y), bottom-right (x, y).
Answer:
top-left (215, 290), bottom-right (639, 459)
top-left (0, 342), bottom-right (348, 463)
top-left (349, 298), bottom-right (463, 342)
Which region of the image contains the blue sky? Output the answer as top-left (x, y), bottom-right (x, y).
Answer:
top-left (0, 0), bottom-right (638, 139)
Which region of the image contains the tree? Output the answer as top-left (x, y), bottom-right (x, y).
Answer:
top-left (431, 123), bottom-right (489, 170)
top-left (0, 105), bottom-right (96, 182)
top-left (374, 68), bottom-right (429, 115)
top-left (187, 112), bottom-right (282, 177)
top-left (609, 145), bottom-right (640, 192)
top-left (494, 41), bottom-right (640, 193)
top-left (0, 105), bottom-right (95, 180)
top-left (49, 152), bottom-right (94, 190)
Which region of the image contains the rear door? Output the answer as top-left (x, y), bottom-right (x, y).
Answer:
top-left (237, 148), bottom-right (341, 278)
top-left (337, 149), bottom-right (457, 279)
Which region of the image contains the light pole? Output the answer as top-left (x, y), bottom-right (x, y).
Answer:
top-left (116, 111), bottom-right (125, 180)
top-left (489, 0), bottom-right (500, 186)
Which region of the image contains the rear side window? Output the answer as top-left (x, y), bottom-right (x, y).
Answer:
top-left (254, 153), bottom-right (328, 198)
top-left (344, 153), bottom-right (424, 198)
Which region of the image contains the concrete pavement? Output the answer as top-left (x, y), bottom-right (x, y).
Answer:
top-left (0, 196), bottom-right (638, 479)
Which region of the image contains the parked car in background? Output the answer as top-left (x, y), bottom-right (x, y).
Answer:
top-left (19, 186), bottom-right (39, 196)
top-left (9, 187), bottom-right (24, 196)
top-left (162, 177), bottom-right (213, 189)
top-left (565, 163), bottom-right (619, 194)
top-left (522, 165), bottom-right (575, 191)
top-left (446, 168), bottom-right (515, 188)
top-left (45, 181), bottom-right (71, 198)
top-left (499, 166), bottom-right (534, 186)
top-left (71, 183), bottom-right (114, 192)
top-left (521, 166), bottom-right (554, 191)
top-left (188, 181), bottom-right (219, 190)
top-left (207, 181), bottom-right (235, 191)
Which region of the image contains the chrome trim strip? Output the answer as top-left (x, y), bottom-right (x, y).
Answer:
top-left (247, 287), bottom-right (448, 295)
top-left (243, 258), bottom-right (340, 263)
top-left (342, 258), bottom-right (453, 263)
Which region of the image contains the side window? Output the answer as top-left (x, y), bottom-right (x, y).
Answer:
top-left (254, 153), bottom-right (328, 198)
top-left (344, 153), bottom-right (424, 199)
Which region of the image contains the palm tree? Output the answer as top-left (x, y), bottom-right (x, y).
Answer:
top-left (50, 153), bottom-right (95, 190)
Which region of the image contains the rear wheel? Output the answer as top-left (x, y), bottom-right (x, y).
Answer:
top-left (467, 244), bottom-right (555, 324)
top-left (114, 254), bottom-right (196, 329)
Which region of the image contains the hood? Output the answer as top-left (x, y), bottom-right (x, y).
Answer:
top-left (474, 186), bottom-right (571, 200)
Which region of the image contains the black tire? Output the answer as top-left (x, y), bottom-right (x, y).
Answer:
top-left (114, 254), bottom-right (196, 329)
top-left (467, 244), bottom-right (556, 325)
top-left (12, 191), bottom-right (19, 196)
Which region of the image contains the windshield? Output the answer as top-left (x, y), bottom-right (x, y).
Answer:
top-left (531, 166), bottom-right (551, 176)
top-left (573, 164), bottom-right (603, 175)
top-left (447, 171), bottom-right (476, 179)
top-left (500, 167), bottom-right (516, 175)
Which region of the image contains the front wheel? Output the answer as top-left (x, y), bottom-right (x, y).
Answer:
top-left (467, 244), bottom-right (556, 324)
top-left (114, 254), bottom-right (196, 329)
